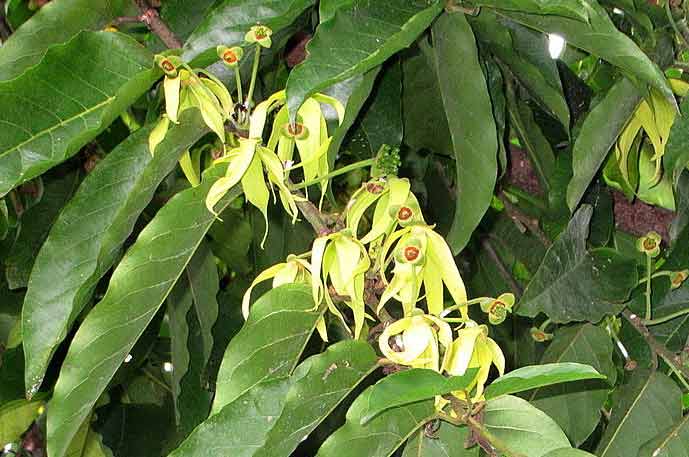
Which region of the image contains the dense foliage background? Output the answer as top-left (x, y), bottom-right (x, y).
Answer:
top-left (2, 0), bottom-right (689, 456)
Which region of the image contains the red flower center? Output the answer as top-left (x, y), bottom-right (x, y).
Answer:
top-left (397, 206), bottom-right (413, 221)
top-left (223, 50), bottom-right (238, 64)
top-left (161, 60), bottom-right (175, 72)
top-left (404, 246), bottom-right (420, 262)
top-left (366, 183), bottom-right (384, 194)
top-left (643, 238), bottom-right (657, 250)
top-left (288, 123), bottom-right (304, 136)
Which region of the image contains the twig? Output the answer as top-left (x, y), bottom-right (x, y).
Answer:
top-left (623, 310), bottom-right (689, 379)
top-left (293, 189), bottom-right (331, 235)
top-left (498, 192), bottom-right (552, 247)
top-left (482, 237), bottom-right (523, 297)
top-left (112, 15), bottom-right (143, 25)
top-left (133, 0), bottom-right (182, 49)
top-left (0, 0), bottom-right (11, 42)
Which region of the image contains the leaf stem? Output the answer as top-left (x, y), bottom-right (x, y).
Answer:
top-left (245, 45), bottom-right (261, 108)
top-left (636, 270), bottom-right (674, 285)
top-left (290, 158), bottom-right (375, 190)
top-left (641, 307), bottom-right (689, 326)
top-left (660, 352), bottom-right (689, 391)
top-left (234, 68), bottom-right (243, 105)
top-left (645, 254), bottom-right (653, 321)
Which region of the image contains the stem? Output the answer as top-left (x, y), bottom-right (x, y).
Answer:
top-left (637, 270), bottom-right (674, 285)
top-left (482, 237), bottom-right (523, 297)
top-left (245, 45), bottom-right (261, 108)
top-left (623, 310), bottom-right (689, 380)
top-left (498, 192), bottom-right (551, 248)
top-left (645, 254), bottom-right (653, 321)
top-left (465, 415), bottom-right (520, 457)
top-left (134, 0), bottom-right (182, 49)
top-left (661, 352), bottom-right (689, 391)
top-left (667, 1), bottom-right (689, 48)
top-left (290, 158), bottom-right (375, 190)
top-left (642, 306), bottom-right (689, 326)
top-left (234, 68), bottom-right (243, 104)
top-left (142, 367), bottom-right (173, 394)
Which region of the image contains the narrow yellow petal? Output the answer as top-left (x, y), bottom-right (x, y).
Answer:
top-left (241, 263), bottom-right (287, 318)
top-left (163, 76), bottom-right (181, 123)
top-left (242, 154), bottom-right (270, 248)
top-left (178, 149), bottom-right (200, 187)
top-left (148, 115), bottom-right (170, 156)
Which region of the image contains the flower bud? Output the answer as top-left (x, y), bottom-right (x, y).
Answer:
top-left (480, 293), bottom-right (514, 325)
top-left (245, 24), bottom-right (273, 48)
top-left (671, 270), bottom-right (689, 289)
top-left (217, 45), bottom-right (244, 67)
top-left (530, 327), bottom-right (553, 343)
top-left (636, 231), bottom-right (662, 257)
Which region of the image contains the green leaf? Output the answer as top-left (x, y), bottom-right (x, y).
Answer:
top-left (517, 205), bottom-right (639, 323)
top-left (167, 241), bottom-right (218, 436)
top-left (482, 395), bottom-right (570, 457)
top-left (182, 0), bottom-right (316, 66)
top-left (319, 0), bottom-right (354, 23)
top-left (567, 78), bottom-right (641, 211)
top-left (0, 0), bottom-right (133, 81)
top-left (431, 12), bottom-right (498, 255)
top-left (46, 167), bottom-right (243, 457)
top-left (22, 113), bottom-right (207, 398)
top-left (471, 11), bottom-right (570, 131)
top-left (543, 450), bottom-right (597, 457)
top-left (530, 323), bottom-right (617, 446)
top-left (595, 370), bottom-right (682, 457)
top-left (484, 362), bottom-right (605, 400)
top-left (168, 340), bottom-right (378, 457)
top-left (402, 40), bottom-right (452, 157)
top-left (286, 0), bottom-right (442, 117)
top-left (358, 60), bottom-right (403, 155)
top-left (665, 97), bottom-right (689, 187)
top-left (5, 170), bottom-right (80, 289)
top-left (0, 347), bottom-right (24, 406)
top-left (489, 3), bottom-right (674, 111)
top-left (0, 279), bottom-right (22, 350)
top-left (0, 397), bottom-right (44, 445)
top-left (358, 368), bottom-right (479, 424)
top-left (468, 0), bottom-right (591, 22)
top-left (317, 391), bottom-right (435, 457)
top-left (0, 31), bottom-right (158, 197)
top-left (402, 423), bottom-right (478, 457)
top-left (211, 284), bottom-right (323, 414)
top-left (254, 340), bottom-right (378, 457)
top-left (638, 414), bottom-right (689, 457)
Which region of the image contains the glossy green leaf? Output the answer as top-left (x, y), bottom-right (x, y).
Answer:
top-left (431, 12), bottom-right (498, 254)
top-left (167, 241), bottom-right (218, 435)
top-left (484, 362), bottom-right (605, 400)
top-left (168, 340), bottom-right (377, 457)
top-left (182, 0), bottom-right (315, 65)
top-left (358, 61), bottom-right (403, 154)
top-left (286, 0), bottom-right (442, 117)
top-left (402, 423), bottom-right (478, 457)
top-left (543, 450), bottom-right (597, 457)
top-left (5, 170), bottom-right (79, 289)
top-left (482, 395), bottom-right (570, 457)
top-left (530, 323), bottom-right (617, 446)
top-left (317, 390), bottom-right (435, 457)
top-left (402, 40), bottom-right (451, 157)
top-left (567, 78), bottom-right (641, 211)
top-left (490, 3), bottom-right (674, 111)
top-left (0, 0), bottom-right (133, 81)
top-left (595, 370), bottom-right (682, 457)
top-left (638, 414), bottom-right (689, 457)
top-left (255, 340), bottom-right (378, 457)
top-left (319, 0), bottom-right (354, 23)
top-left (517, 205), bottom-right (638, 323)
top-left (211, 284), bottom-right (323, 414)
top-left (468, 0), bottom-right (591, 22)
top-left (665, 97), bottom-right (689, 187)
top-left (0, 31), bottom-right (158, 197)
top-left (46, 167), bottom-right (243, 457)
top-left (471, 11), bottom-right (570, 131)
top-left (358, 368), bottom-right (479, 424)
top-left (22, 113), bottom-right (207, 398)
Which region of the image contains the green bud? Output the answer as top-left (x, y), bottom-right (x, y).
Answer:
top-left (217, 45), bottom-right (244, 67)
top-left (636, 231), bottom-right (662, 257)
top-left (530, 327), bottom-right (553, 343)
top-left (371, 144), bottom-right (401, 178)
top-left (245, 24), bottom-right (273, 48)
top-left (671, 270), bottom-right (689, 289)
top-left (155, 54), bottom-right (183, 77)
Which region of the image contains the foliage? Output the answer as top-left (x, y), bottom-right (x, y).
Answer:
top-left (2, 0), bottom-right (689, 456)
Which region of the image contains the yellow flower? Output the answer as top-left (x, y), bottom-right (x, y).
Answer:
top-left (378, 310), bottom-right (453, 372)
top-left (241, 255), bottom-right (312, 319)
top-left (442, 322), bottom-right (505, 401)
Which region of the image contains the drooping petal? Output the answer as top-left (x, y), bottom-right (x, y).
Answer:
top-left (178, 149), bottom-right (200, 187)
top-left (241, 153), bottom-right (270, 248)
top-left (444, 324), bottom-right (486, 376)
top-left (311, 93), bottom-right (346, 124)
top-left (163, 75), bottom-right (181, 123)
top-left (346, 181), bottom-right (388, 237)
top-left (148, 115), bottom-right (170, 156)
top-left (241, 263), bottom-right (288, 318)
top-left (272, 261), bottom-right (300, 287)
top-left (426, 228), bottom-right (468, 317)
top-left (249, 90), bottom-right (285, 139)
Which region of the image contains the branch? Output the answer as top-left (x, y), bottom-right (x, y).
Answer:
top-left (498, 192), bottom-right (552, 248)
top-left (482, 237), bottom-right (523, 297)
top-left (293, 190), bottom-right (331, 235)
top-left (133, 0), bottom-right (182, 49)
top-left (623, 310), bottom-right (689, 379)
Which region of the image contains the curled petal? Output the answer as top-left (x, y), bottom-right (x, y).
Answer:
top-left (241, 263), bottom-right (288, 318)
